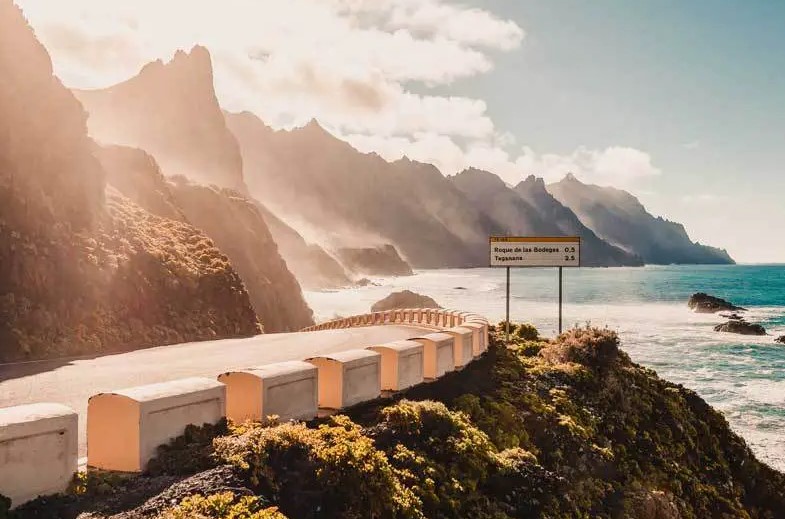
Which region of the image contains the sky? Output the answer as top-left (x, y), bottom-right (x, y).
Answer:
top-left (14, 0), bottom-right (785, 262)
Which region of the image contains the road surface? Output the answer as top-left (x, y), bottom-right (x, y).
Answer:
top-left (0, 325), bottom-right (432, 456)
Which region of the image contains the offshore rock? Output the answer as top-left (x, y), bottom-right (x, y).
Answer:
top-left (688, 292), bottom-right (746, 313)
top-left (714, 320), bottom-right (766, 335)
top-left (371, 290), bottom-right (440, 312)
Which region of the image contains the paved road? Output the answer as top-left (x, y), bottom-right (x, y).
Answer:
top-left (0, 325), bottom-right (432, 456)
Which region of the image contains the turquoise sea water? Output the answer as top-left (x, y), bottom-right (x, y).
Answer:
top-left (304, 265), bottom-right (785, 471)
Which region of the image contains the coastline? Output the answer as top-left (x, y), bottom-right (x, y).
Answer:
top-left (305, 264), bottom-right (785, 471)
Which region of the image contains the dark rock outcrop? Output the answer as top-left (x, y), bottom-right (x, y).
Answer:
top-left (549, 174), bottom-right (735, 265)
top-left (334, 244), bottom-right (413, 277)
top-left (0, 2), bottom-right (259, 361)
top-left (714, 320), bottom-right (766, 335)
top-left (776, 336), bottom-right (785, 344)
top-left (371, 290), bottom-right (440, 312)
top-left (688, 292), bottom-right (746, 313)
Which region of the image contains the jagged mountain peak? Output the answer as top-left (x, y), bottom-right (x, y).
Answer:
top-left (74, 45), bottom-right (246, 192)
top-left (563, 172), bottom-right (580, 183)
top-left (134, 44), bottom-right (214, 86)
top-left (455, 167), bottom-right (506, 186)
top-left (516, 174), bottom-right (547, 192)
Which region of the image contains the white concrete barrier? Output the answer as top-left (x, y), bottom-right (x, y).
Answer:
top-left (219, 361), bottom-right (318, 423)
top-left (306, 350), bottom-right (381, 409)
top-left (442, 326), bottom-right (474, 368)
top-left (409, 333), bottom-right (455, 379)
top-left (465, 317), bottom-right (489, 348)
top-left (460, 321), bottom-right (485, 355)
top-left (0, 403), bottom-right (78, 508)
top-left (367, 341), bottom-right (424, 391)
top-left (87, 377), bottom-right (225, 472)
top-left (446, 311), bottom-right (458, 327)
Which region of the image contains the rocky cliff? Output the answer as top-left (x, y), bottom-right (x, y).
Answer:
top-left (74, 46), bottom-right (246, 192)
top-left (0, 2), bottom-right (259, 362)
top-left (96, 145), bottom-right (314, 332)
top-left (225, 112), bottom-right (500, 269)
top-left (549, 174), bottom-right (734, 264)
top-left (451, 169), bottom-right (643, 267)
top-left (168, 178), bottom-right (314, 332)
top-left (513, 174), bottom-right (644, 266)
top-left (334, 244), bottom-right (413, 277)
top-left (254, 202), bottom-right (353, 290)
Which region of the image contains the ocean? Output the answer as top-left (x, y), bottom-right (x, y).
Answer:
top-left (304, 264), bottom-right (785, 471)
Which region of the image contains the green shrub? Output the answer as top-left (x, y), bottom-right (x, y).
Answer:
top-left (214, 416), bottom-right (422, 519)
top-left (372, 400), bottom-right (499, 516)
top-left (514, 323), bottom-right (539, 341)
top-left (159, 492), bottom-right (286, 519)
top-left (544, 326), bottom-right (623, 370)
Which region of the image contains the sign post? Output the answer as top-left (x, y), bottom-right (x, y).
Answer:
top-left (505, 266), bottom-right (511, 341)
top-left (490, 236), bottom-right (581, 339)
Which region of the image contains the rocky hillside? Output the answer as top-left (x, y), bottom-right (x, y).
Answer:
top-left (550, 174), bottom-right (734, 264)
top-left (0, 2), bottom-right (259, 362)
top-left (168, 178), bottom-right (314, 332)
top-left (96, 145), bottom-right (314, 332)
top-left (451, 169), bottom-right (643, 267)
top-left (94, 145), bottom-right (185, 221)
top-left (74, 46), bottom-right (246, 192)
top-left (14, 326), bottom-right (785, 518)
top-left (225, 112), bottom-right (501, 269)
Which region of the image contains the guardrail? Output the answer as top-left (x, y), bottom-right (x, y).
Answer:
top-left (0, 308), bottom-right (489, 508)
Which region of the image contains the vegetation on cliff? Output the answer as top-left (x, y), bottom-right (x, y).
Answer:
top-left (13, 324), bottom-right (785, 518)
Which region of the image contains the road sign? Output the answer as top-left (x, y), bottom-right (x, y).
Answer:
top-left (489, 236), bottom-right (581, 338)
top-left (489, 236), bottom-right (580, 268)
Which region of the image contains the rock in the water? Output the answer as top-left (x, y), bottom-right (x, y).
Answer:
top-left (688, 292), bottom-right (746, 313)
top-left (356, 278), bottom-right (380, 287)
top-left (714, 320), bottom-right (766, 335)
top-left (775, 335), bottom-right (785, 344)
top-left (371, 290), bottom-right (440, 312)
top-left (719, 312), bottom-right (744, 320)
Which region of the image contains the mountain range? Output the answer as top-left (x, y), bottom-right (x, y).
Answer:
top-left (0, 3), bottom-right (733, 360)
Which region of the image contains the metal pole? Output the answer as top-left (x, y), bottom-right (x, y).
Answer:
top-left (558, 266), bottom-right (563, 335)
top-left (505, 266), bottom-right (511, 342)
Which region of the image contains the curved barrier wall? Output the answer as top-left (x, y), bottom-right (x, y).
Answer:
top-left (0, 307), bottom-right (489, 508)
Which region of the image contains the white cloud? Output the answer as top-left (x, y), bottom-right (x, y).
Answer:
top-left (342, 131), bottom-right (659, 191)
top-left (515, 146), bottom-right (661, 187)
top-left (17, 0), bottom-right (659, 192)
top-left (331, 0), bottom-right (525, 50)
top-left (680, 193), bottom-right (727, 204)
